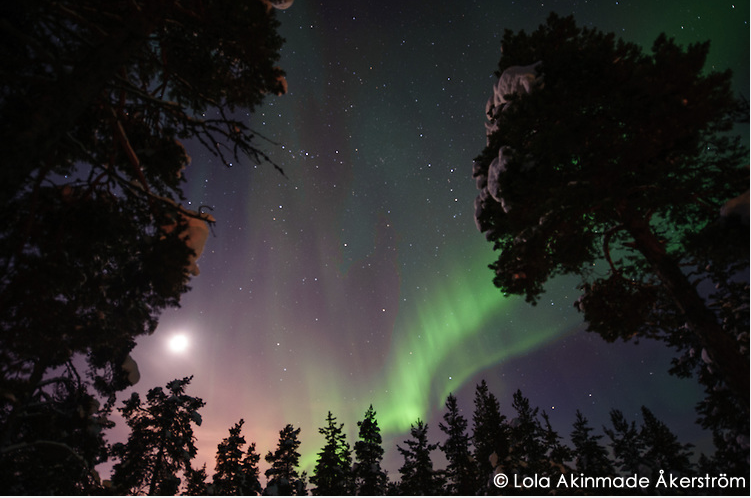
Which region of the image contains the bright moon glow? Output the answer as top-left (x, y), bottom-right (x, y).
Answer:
top-left (167, 334), bottom-right (190, 354)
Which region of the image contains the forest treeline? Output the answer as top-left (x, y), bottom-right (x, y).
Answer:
top-left (22, 376), bottom-right (741, 496)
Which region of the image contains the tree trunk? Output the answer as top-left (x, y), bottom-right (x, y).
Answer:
top-left (625, 216), bottom-right (749, 407)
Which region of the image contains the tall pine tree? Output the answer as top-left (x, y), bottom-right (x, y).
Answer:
top-left (353, 405), bottom-right (388, 495)
top-left (310, 412), bottom-right (353, 495)
top-left (212, 419), bottom-right (261, 495)
top-left (110, 377), bottom-right (205, 495)
top-left (397, 419), bottom-right (444, 495)
top-left (540, 411), bottom-right (572, 475)
top-left (439, 393), bottom-right (478, 495)
top-left (241, 441), bottom-right (263, 495)
top-left (604, 409), bottom-right (646, 477)
top-left (570, 410), bottom-right (615, 477)
top-left (638, 407), bottom-right (694, 478)
top-left (506, 390), bottom-right (548, 482)
top-left (264, 424), bottom-right (306, 496)
top-left (471, 380), bottom-right (508, 493)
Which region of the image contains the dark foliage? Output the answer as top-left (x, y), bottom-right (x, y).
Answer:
top-left (110, 377), bottom-right (205, 495)
top-left (397, 419), bottom-right (444, 495)
top-left (0, 0), bottom-right (287, 491)
top-left (353, 405), bottom-right (389, 495)
top-left (212, 419), bottom-right (262, 495)
top-left (439, 393), bottom-right (478, 495)
top-left (471, 379), bottom-right (508, 493)
top-left (311, 412), bottom-right (353, 495)
top-left (264, 424), bottom-right (307, 496)
top-left (570, 410), bottom-right (615, 477)
top-left (472, 13), bottom-right (748, 405)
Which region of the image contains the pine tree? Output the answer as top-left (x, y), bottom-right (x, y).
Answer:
top-left (212, 419), bottom-right (261, 495)
top-left (439, 393), bottom-right (478, 495)
top-left (604, 409), bottom-right (645, 477)
top-left (540, 411), bottom-right (572, 475)
top-left (264, 424), bottom-right (306, 496)
top-left (397, 419), bottom-right (444, 495)
top-left (472, 13), bottom-right (749, 404)
top-left (311, 412), bottom-right (353, 495)
top-left (472, 380), bottom-right (508, 493)
top-left (507, 390), bottom-right (547, 477)
top-left (110, 377), bottom-right (205, 495)
top-left (570, 410), bottom-right (615, 477)
top-left (241, 441), bottom-right (263, 495)
top-left (183, 464), bottom-right (209, 496)
top-left (605, 407), bottom-right (697, 491)
top-left (353, 405), bottom-right (388, 495)
top-left (638, 407), bottom-right (694, 478)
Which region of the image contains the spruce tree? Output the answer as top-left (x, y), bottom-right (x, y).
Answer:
top-left (507, 390), bottom-right (547, 478)
top-left (606, 407), bottom-right (697, 492)
top-left (540, 412), bottom-right (572, 475)
top-left (241, 441), bottom-right (263, 495)
top-left (471, 380), bottom-right (508, 493)
top-left (570, 410), bottom-right (615, 477)
top-left (311, 412), bottom-right (353, 495)
top-left (183, 464), bottom-right (209, 496)
top-left (638, 407), bottom-right (694, 477)
top-left (264, 424), bottom-right (306, 496)
top-left (353, 405), bottom-right (388, 495)
top-left (604, 409), bottom-right (646, 476)
top-left (212, 419), bottom-right (261, 495)
top-left (397, 419), bottom-right (444, 495)
top-left (439, 393), bottom-right (478, 495)
top-left (110, 377), bottom-right (205, 495)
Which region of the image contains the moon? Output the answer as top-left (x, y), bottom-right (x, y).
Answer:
top-left (269, 0), bottom-right (294, 9)
top-left (167, 333), bottom-right (190, 354)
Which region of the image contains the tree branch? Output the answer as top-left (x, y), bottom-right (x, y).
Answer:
top-left (602, 224), bottom-right (625, 278)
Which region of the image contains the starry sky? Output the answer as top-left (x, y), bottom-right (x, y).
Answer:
top-left (114, 0), bottom-right (749, 478)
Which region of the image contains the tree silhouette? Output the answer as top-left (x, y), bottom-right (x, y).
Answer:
top-left (1, 1), bottom-right (288, 489)
top-left (570, 410), bottom-right (615, 477)
top-left (110, 376), bottom-right (205, 495)
top-left (311, 411), bottom-right (353, 495)
top-left (439, 393), bottom-right (478, 495)
top-left (0, 376), bottom-right (110, 494)
top-left (506, 390), bottom-right (548, 478)
top-left (604, 409), bottom-right (647, 478)
top-left (638, 406), bottom-right (694, 478)
top-left (397, 419), bottom-right (444, 495)
top-left (183, 464), bottom-right (209, 496)
top-left (264, 424), bottom-right (307, 496)
top-left (212, 419), bottom-right (262, 495)
top-left (540, 411), bottom-right (572, 475)
top-left (472, 13), bottom-right (748, 403)
top-left (240, 441), bottom-right (264, 495)
top-left (471, 380), bottom-right (508, 493)
top-left (353, 405), bottom-right (389, 495)
top-left (605, 407), bottom-right (697, 492)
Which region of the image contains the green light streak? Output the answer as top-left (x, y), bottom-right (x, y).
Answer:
top-left (294, 245), bottom-right (580, 473)
top-left (370, 248), bottom-right (579, 435)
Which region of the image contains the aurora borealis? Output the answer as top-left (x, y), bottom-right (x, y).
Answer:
top-left (115, 0), bottom-right (749, 477)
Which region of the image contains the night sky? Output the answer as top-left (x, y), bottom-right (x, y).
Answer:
top-left (111, 0), bottom-right (749, 478)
